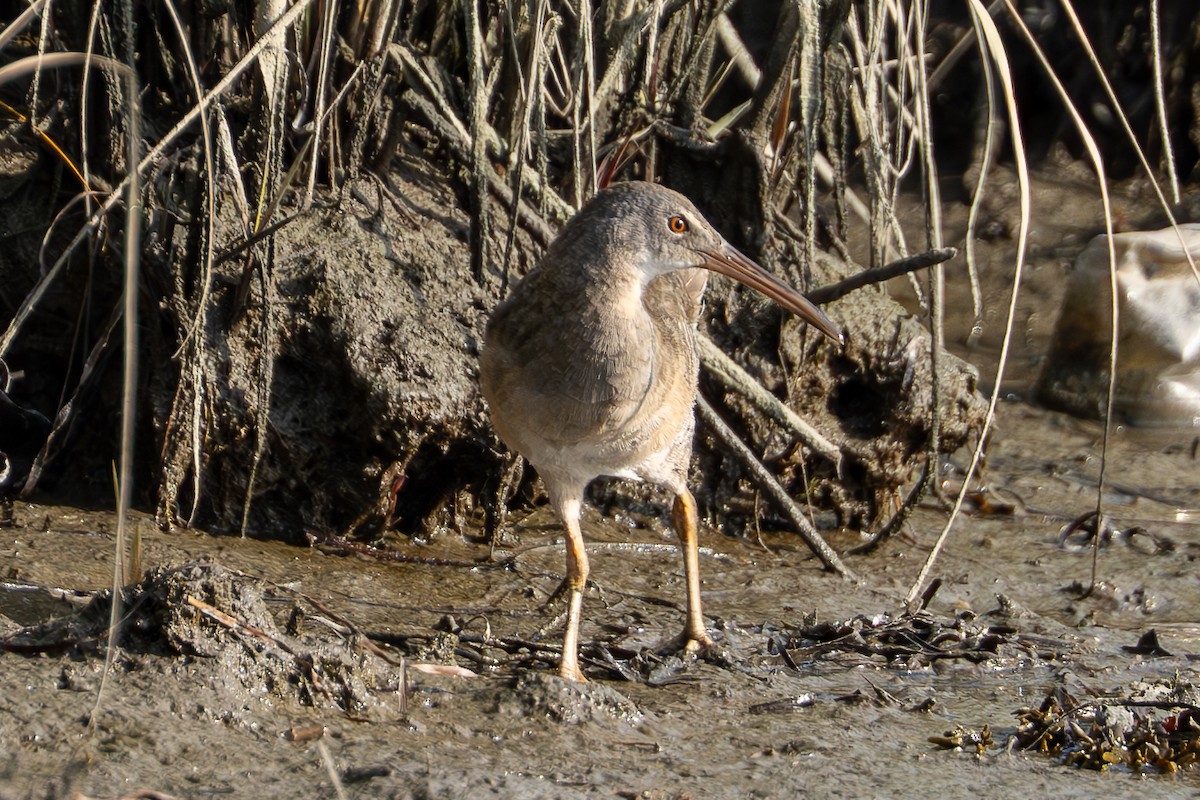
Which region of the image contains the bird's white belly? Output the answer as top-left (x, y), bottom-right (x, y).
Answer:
top-left (509, 395), bottom-right (693, 494)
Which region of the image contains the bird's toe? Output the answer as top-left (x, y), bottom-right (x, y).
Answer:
top-left (680, 633), bottom-right (716, 658)
top-left (655, 629), bottom-right (717, 660)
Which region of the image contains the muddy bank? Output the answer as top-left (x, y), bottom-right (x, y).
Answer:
top-left (3, 164), bottom-right (1199, 799)
top-left (2, 394), bottom-right (1199, 798)
top-left (3, 1), bottom-right (1199, 795)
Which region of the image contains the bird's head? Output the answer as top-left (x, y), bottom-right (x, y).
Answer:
top-left (582, 182), bottom-right (844, 345)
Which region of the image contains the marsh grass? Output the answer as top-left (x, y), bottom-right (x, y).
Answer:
top-left (1, 0), bottom-right (1197, 721)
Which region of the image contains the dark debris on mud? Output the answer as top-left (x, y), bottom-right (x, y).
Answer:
top-left (761, 602), bottom-right (1200, 779)
top-left (4, 506), bottom-right (1200, 789)
top-left (775, 602), bottom-right (1078, 671)
top-left (0, 561), bottom-right (1083, 700)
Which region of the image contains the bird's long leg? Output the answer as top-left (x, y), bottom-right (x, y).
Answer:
top-left (673, 488), bottom-right (714, 650)
top-left (557, 495), bottom-right (590, 682)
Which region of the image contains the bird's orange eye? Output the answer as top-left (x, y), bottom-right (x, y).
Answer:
top-left (668, 216), bottom-right (688, 234)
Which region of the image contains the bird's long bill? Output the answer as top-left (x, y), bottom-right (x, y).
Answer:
top-left (701, 243), bottom-right (844, 345)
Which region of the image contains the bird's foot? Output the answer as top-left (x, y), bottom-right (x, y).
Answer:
top-left (654, 629), bottom-right (720, 663)
top-left (557, 663), bottom-right (588, 683)
top-left (680, 632), bottom-right (716, 659)
top-left (643, 630), bottom-right (735, 684)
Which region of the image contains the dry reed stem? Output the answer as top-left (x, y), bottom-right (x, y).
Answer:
top-left (905, 0), bottom-right (1031, 608)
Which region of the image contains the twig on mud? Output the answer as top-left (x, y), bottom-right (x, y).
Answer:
top-left (255, 578), bottom-right (473, 689)
top-left (696, 395), bottom-right (854, 580)
top-left (214, 212), bottom-right (304, 265)
top-left (369, 628), bottom-right (564, 661)
top-left (0, 634), bottom-right (100, 656)
top-left (697, 335), bottom-right (842, 468)
top-left (848, 460), bottom-right (932, 556)
top-left (299, 594), bottom-right (406, 666)
top-left (409, 662), bottom-right (480, 678)
top-left (806, 247), bottom-right (958, 305)
top-left (83, 792), bottom-right (185, 800)
top-left (185, 592), bottom-right (391, 706)
top-left (317, 740), bottom-right (350, 800)
top-left (516, 539), bottom-right (733, 562)
top-left (186, 595), bottom-right (297, 654)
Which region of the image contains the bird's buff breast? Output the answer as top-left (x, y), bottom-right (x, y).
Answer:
top-left (482, 306), bottom-right (698, 490)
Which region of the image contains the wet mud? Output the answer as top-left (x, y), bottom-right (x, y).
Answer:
top-left (2, 389), bottom-right (1199, 798)
top-left (3, 164), bottom-right (1200, 798)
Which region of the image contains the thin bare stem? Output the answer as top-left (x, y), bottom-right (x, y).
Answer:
top-left (1056, 0), bottom-right (1198, 285)
top-left (696, 335), bottom-right (842, 467)
top-left (0, 0), bottom-right (49, 50)
top-left (697, 396), bottom-right (855, 581)
top-left (963, 31), bottom-right (998, 328)
top-left (160, 0), bottom-right (220, 524)
top-left (1149, 0), bottom-right (1180, 205)
top-left (0, 0), bottom-right (316, 359)
top-left (83, 45), bottom-right (141, 733)
top-left (904, 0), bottom-right (1030, 608)
top-left (1004, 1), bottom-right (1118, 597)
top-left (304, 0), bottom-right (339, 206)
top-left (317, 740), bottom-right (349, 800)
top-left (911, 0), bottom-right (945, 508)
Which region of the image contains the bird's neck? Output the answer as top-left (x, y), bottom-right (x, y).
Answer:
top-left (588, 267), bottom-right (650, 323)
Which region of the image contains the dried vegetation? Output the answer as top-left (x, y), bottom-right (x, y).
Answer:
top-left (0, 2), bottom-right (1197, 572)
